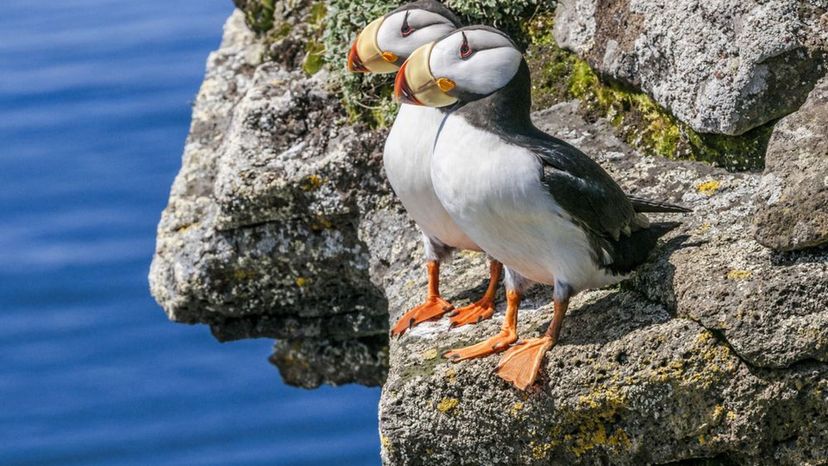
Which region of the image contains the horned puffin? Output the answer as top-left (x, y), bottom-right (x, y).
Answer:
top-left (395, 26), bottom-right (685, 389)
top-left (346, 1), bottom-right (506, 334)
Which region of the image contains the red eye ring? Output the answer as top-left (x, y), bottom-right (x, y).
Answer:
top-left (401, 11), bottom-right (414, 37)
top-left (459, 32), bottom-right (472, 59)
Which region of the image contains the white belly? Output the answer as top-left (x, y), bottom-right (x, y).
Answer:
top-left (384, 105), bottom-right (479, 251)
top-left (430, 116), bottom-right (620, 292)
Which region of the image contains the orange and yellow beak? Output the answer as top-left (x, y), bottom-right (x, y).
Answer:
top-left (347, 41), bottom-right (370, 73)
top-left (393, 42), bottom-right (458, 107)
top-left (345, 17), bottom-right (400, 74)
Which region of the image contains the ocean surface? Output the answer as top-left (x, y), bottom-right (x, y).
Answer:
top-left (0, 1), bottom-right (381, 464)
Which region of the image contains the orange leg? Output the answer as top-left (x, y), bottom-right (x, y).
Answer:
top-left (496, 294), bottom-right (569, 390)
top-left (448, 260), bottom-right (503, 328)
top-left (443, 289), bottom-right (520, 361)
top-left (390, 260), bottom-right (453, 337)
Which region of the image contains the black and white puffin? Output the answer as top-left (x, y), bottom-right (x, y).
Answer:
top-left (395, 26), bottom-right (685, 389)
top-left (347, 2), bottom-right (506, 335)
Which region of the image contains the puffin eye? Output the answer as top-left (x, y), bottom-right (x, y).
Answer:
top-left (401, 11), bottom-right (414, 37)
top-left (459, 32), bottom-right (472, 59)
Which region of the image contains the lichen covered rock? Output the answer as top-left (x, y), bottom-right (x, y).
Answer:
top-left (149, 11), bottom-right (391, 387)
top-left (754, 75), bottom-right (828, 251)
top-left (553, 0), bottom-right (826, 136)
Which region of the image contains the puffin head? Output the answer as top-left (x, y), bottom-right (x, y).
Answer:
top-left (393, 26), bottom-right (522, 107)
top-left (346, 1), bottom-right (461, 74)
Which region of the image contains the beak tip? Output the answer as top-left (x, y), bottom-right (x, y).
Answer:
top-left (393, 62), bottom-right (422, 106)
top-left (347, 41), bottom-right (370, 73)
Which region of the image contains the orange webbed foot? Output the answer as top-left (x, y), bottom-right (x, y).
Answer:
top-left (495, 336), bottom-right (553, 390)
top-left (443, 329), bottom-right (517, 362)
top-left (448, 297), bottom-right (496, 328)
top-left (390, 296), bottom-right (453, 337)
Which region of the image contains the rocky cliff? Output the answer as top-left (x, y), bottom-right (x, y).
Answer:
top-left (150, 2), bottom-right (828, 464)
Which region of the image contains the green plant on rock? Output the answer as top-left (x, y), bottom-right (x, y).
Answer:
top-left (235, 0), bottom-right (277, 33)
top-left (302, 2), bottom-right (328, 75)
top-left (524, 13), bottom-right (770, 170)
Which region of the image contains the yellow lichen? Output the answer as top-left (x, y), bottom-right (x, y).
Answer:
top-left (565, 387), bottom-right (632, 457)
top-left (511, 401), bottom-right (525, 417)
top-left (530, 440), bottom-right (554, 459)
top-left (697, 223), bottom-right (712, 234)
top-left (173, 222), bottom-right (195, 233)
top-left (436, 398), bottom-right (459, 414)
top-left (696, 180), bottom-right (721, 195)
top-left (421, 348), bottom-right (438, 361)
top-left (299, 174), bottom-right (323, 191)
top-left (233, 269), bottom-right (257, 280)
top-left (444, 367), bottom-right (457, 385)
top-left (295, 276), bottom-right (309, 287)
top-left (726, 269), bottom-right (752, 280)
top-left (310, 215), bottom-right (333, 230)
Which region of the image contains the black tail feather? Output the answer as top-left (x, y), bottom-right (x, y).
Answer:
top-left (628, 195), bottom-right (692, 214)
top-left (606, 222), bottom-right (681, 275)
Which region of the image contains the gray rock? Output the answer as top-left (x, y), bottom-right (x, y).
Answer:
top-left (380, 101), bottom-right (828, 464)
top-left (149, 11), bottom-right (391, 387)
top-left (553, 0), bottom-right (827, 135)
top-left (754, 75), bottom-right (828, 251)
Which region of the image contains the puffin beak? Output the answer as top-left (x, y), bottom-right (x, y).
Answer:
top-left (345, 17), bottom-right (400, 74)
top-left (347, 40), bottom-right (369, 73)
top-left (394, 61), bottom-right (422, 105)
top-left (393, 42), bottom-right (458, 108)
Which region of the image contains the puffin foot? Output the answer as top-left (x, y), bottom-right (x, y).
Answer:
top-left (448, 297), bottom-right (496, 328)
top-left (495, 336), bottom-right (553, 390)
top-left (390, 296), bottom-right (453, 337)
top-left (443, 329), bottom-right (516, 362)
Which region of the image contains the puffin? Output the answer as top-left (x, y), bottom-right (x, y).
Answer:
top-left (394, 26), bottom-right (685, 389)
top-left (346, 1), bottom-right (507, 335)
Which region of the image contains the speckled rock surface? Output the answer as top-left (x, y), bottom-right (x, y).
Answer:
top-left (379, 101), bottom-right (828, 465)
top-left (553, 0), bottom-right (827, 135)
top-left (754, 75), bottom-right (828, 251)
top-left (149, 11), bottom-right (391, 387)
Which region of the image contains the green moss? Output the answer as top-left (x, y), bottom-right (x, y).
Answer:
top-left (524, 14), bottom-right (771, 170)
top-left (236, 0), bottom-right (276, 34)
top-left (302, 3), bottom-right (328, 75)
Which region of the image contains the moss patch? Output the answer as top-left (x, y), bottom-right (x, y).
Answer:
top-left (235, 0), bottom-right (276, 34)
top-left (525, 14), bottom-right (772, 171)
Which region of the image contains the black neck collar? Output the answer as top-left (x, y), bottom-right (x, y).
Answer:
top-left (449, 59), bottom-right (536, 136)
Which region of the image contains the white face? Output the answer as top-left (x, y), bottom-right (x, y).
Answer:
top-left (429, 28), bottom-right (522, 97)
top-left (376, 9), bottom-right (456, 61)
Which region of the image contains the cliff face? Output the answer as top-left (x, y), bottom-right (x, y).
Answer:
top-left (150, 2), bottom-right (828, 464)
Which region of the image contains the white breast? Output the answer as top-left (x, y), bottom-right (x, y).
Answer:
top-left (430, 115), bottom-right (621, 292)
top-left (384, 105), bottom-right (479, 251)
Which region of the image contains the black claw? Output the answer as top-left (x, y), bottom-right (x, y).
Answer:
top-left (476, 316), bottom-right (483, 324)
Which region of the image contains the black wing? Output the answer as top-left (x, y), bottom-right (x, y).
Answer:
top-left (628, 195), bottom-right (691, 214)
top-left (517, 132), bottom-right (638, 242)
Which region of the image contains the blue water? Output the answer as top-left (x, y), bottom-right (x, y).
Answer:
top-left (0, 1), bottom-right (381, 464)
